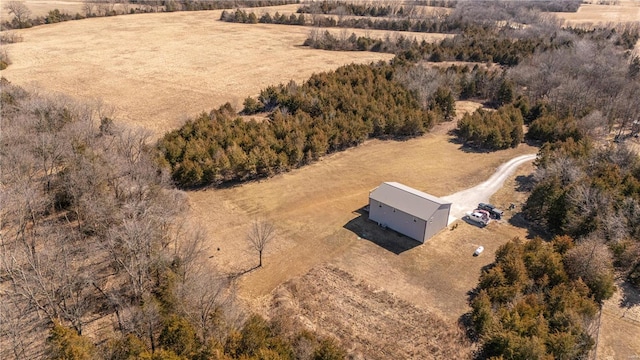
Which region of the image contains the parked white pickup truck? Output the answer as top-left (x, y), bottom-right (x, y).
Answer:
top-left (466, 211), bottom-right (489, 226)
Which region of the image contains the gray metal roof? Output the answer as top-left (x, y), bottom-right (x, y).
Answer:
top-left (369, 182), bottom-right (451, 221)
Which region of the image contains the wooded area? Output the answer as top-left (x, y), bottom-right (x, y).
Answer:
top-left (470, 237), bottom-right (606, 359)
top-left (159, 63), bottom-right (443, 188)
top-left (155, 1), bottom-right (640, 356)
top-left (0, 79), bottom-right (344, 359)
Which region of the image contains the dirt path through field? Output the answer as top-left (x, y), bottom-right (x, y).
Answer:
top-left (441, 154), bottom-right (537, 223)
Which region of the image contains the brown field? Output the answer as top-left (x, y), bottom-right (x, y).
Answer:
top-left (268, 266), bottom-right (472, 359)
top-left (190, 117), bottom-right (538, 315)
top-left (188, 117), bottom-right (537, 355)
top-left (0, 9), bottom-right (394, 138)
top-left (554, 0), bottom-right (640, 25)
top-left (596, 281), bottom-right (640, 359)
top-left (2, 0), bottom-right (86, 17)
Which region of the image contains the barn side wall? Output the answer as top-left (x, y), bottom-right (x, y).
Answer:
top-left (423, 204), bottom-right (451, 241)
top-left (369, 199), bottom-right (427, 243)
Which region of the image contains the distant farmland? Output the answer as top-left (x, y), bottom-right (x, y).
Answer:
top-left (0, 9), bottom-right (394, 137)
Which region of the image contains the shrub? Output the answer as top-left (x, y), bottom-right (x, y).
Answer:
top-left (46, 321), bottom-right (96, 360)
top-left (0, 31), bottom-right (23, 44)
top-left (471, 238), bottom-right (600, 359)
top-left (0, 49), bottom-right (10, 70)
top-left (456, 105), bottom-right (524, 149)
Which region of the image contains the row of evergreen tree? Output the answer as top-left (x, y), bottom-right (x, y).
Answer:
top-left (220, 9), bottom-right (305, 25)
top-left (305, 29), bottom-right (569, 66)
top-left (220, 8), bottom-right (490, 34)
top-left (296, 0), bottom-right (580, 15)
top-left (159, 63), bottom-right (445, 188)
top-left (296, 1), bottom-right (455, 17)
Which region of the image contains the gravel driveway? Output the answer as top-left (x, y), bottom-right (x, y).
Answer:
top-left (441, 154), bottom-right (537, 224)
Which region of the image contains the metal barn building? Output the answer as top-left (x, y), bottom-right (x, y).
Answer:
top-left (369, 182), bottom-right (452, 243)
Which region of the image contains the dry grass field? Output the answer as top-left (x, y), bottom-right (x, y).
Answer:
top-left (596, 281), bottom-right (640, 359)
top-left (189, 114), bottom-right (538, 306)
top-left (186, 117), bottom-right (537, 357)
top-left (2, 0), bottom-right (86, 17)
top-left (0, 9), bottom-right (394, 138)
top-left (554, 0), bottom-right (640, 25)
top-left (268, 266), bottom-right (472, 359)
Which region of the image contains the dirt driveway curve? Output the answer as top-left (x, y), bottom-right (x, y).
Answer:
top-left (442, 154), bottom-right (537, 224)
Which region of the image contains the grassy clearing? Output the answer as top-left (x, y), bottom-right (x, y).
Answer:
top-left (0, 10), bottom-right (393, 138)
top-left (189, 117), bottom-right (538, 321)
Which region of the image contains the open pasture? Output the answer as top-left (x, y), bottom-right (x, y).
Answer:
top-left (2, 0), bottom-right (86, 17)
top-left (0, 9), bottom-right (394, 137)
top-left (554, 0), bottom-right (640, 25)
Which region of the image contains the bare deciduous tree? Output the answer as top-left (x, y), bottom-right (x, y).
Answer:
top-left (564, 237), bottom-right (616, 302)
top-left (247, 220), bottom-right (276, 268)
top-left (4, 1), bottom-right (31, 26)
top-left (82, 0), bottom-right (94, 17)
top-left (175, 269), bottom-right (241, 344)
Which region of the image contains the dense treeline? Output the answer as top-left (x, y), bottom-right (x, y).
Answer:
top-left (470, 237), bottom-right (607, 359)
top-left (221, 8), bottom-right (494, 34)
top-left (396, 63), bottom-right (505, 107)
top-left (221, 0), bottom-right (582, 36)
top-left (567, 25), bottom-right (640, 50)
top-left (220, 9), bottom-right (305, 25)
top-left (304, 28), bottom-right (566, 66)
top-left (297, 1), bottom-right (400, 17)
top-left (0, 79), bottom-right (344, 359)
top-left (221, 8), bottom-right (462, 32)
top-left (295, 0), bottom-right (579, 17)
top-left (159, 63), bottom-right (442, 188)
top-left (506, 36), bottom-right (640, 286)
top-left (436, 5), bottom-right (640, 359)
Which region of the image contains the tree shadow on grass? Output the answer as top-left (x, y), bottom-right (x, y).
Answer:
top-left (343, 206), bottom-right (421, 255)
top-left (446, 132), bottom-right (496, 154)
top-left (227, 265), bottom-right (260, 280)
top-left (506, 212), bottom-right (550, 240)
top-left (515, 174), bottom-right (535, 192)
top-left (459, 284), bottom-right (484, 357)
top-left (619, 280), bottom-right (640, 309)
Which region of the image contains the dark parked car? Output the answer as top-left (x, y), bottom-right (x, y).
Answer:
top-left (478, 203), bottom-right (503, 219)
